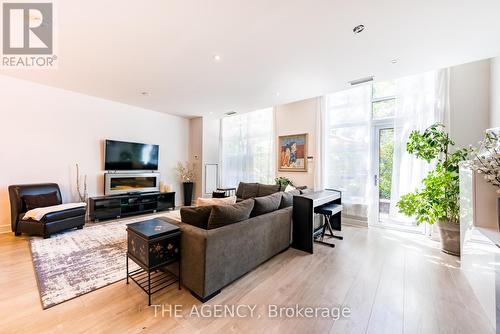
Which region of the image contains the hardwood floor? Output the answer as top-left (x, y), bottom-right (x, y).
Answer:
top-left (0, 224), bottom-right (493, 334)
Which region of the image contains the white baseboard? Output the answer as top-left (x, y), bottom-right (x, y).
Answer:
top-left (0, 224), bottom-right (12, 234)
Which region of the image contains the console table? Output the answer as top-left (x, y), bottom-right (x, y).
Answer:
top-left (89, 192), bottom-right (175, 222)
top-left (292, 189), bottom-right (342, 254)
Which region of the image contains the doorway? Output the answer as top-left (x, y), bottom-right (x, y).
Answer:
top-left (372, 124), bottom-right (425, 233)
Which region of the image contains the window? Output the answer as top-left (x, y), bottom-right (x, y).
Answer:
top-left (221, 108), bottom-right (275, 187)
top-left (325, 85), bottom-right (372, 217)
top-left (325, 70), bottom-right (446, 229)
top-left (372, 81), bottom-right (396, 120)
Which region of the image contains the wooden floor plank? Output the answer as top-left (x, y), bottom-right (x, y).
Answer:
top-left (0, 223), bottom-right (492, 334)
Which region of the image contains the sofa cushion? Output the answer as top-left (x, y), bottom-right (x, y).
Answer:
top-left (196, 196), bottom-right (236, 207)
top-left (236, 182), bottom-right (259, 199)
top-left (207, 199), bottom-right (254, 230)
top-left (180, 206), bottom-right (213, 229)
top-left (41, 207), bottom-right (87, 223)
top-left (257, 184), bottom-right (281, 197)
top-left (279, 189), bottom-right (301, 209)
top-left (299, 187), bottom-right (312, 195)
top-left (23, 191), bottom-right (59, 211)
top-left (251, 192), bottom-right (283, 217)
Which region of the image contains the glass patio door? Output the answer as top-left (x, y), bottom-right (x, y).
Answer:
top-left (372, 124), bottom-right (425, 233)
top-left (373, 125), bottom-right (394, 223)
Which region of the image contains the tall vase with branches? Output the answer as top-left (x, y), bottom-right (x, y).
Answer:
top-left (470, 130), bottom-right (500, 191)
top-left (76, 163), bottom-right (88, 203)
top-left (176, 161), bottom-right (196, 206)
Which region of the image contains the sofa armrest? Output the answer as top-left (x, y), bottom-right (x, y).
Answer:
top-left (179, 223), bottom-right (209, 297)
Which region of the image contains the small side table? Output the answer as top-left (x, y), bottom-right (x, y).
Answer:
top-left (126, 218), bottom-right (181, 306)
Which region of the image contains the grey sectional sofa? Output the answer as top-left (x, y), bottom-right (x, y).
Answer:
top-left (178, 182), bottom-right (301, 302)
top-left (180, 206), bottom-right (292, 301)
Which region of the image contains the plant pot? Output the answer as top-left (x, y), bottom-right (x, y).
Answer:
top-left (183, 182), bottom-right (194, 206)
top-left (437, 220), bottom-right (460, 256)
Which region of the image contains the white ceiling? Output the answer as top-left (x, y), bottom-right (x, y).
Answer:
top-left (2, 0), bottom-right (500, 118)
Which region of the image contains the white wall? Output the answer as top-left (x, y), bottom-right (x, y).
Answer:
top-left (491, 56), bottom-right (500, 128)
top-left (275, 98), bottom-right (320, 188)
top-left (449, 59), bottom-right (491, 148)
top-left (202, 117), bottom-right (220, 196)
top-left (0, 75), bottom-right (189, 231)
top-left (188, 117), bottom-right (203, 199)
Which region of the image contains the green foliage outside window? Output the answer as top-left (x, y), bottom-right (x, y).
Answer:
top-left (379, 129), bottom-right (394, 200)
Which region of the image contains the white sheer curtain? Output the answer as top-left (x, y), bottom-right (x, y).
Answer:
top-left (325, 85), bottom-right (372, 221)
top-left (389, 69), bottom-right (449, 220)
top-left (220, 108), bottom-right (275, 187)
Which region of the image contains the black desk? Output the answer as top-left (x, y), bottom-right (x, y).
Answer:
top-left (292, 190), bottom-right (342, 253)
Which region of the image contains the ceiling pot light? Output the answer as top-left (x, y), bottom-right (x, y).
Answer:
top-left (225, 111), bottom-right (237, 116)
top-left (140, 91), bottom-right (150, 96)
top-left (213, 54), bottom-right (222, 62)
top-left (353, 24), bottom-right (365, 34)
top-left (391, 58), bottom-right (399, 64)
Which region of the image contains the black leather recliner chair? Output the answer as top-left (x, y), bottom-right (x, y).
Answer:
top-left (8, 183), bottom-right (86, 238)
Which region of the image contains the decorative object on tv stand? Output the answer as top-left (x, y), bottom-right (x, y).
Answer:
top-left (469, 127), bottom-right (500, 229)
top-left (278, 133), bottom-right (308, 172)
top-left (160, 181), bottom-right (172, 193)
top-left (275, 177), bottom-right (294, 188)
top-left (175, 161), bottom-right (196, 206)
top-left (75, 163), bottom-right (88, 203)
top-left (396, 123), bottom-right (470, 256)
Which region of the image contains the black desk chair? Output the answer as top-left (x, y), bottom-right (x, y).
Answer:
top-left (314, 202), bottom-right (343, 248)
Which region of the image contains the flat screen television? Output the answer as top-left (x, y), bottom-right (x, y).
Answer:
top-left (104, 140), bottom-right (159, 171)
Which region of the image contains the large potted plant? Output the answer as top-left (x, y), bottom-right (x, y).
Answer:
top-left (175, 161), bottom-right (196, 206)
top-left (397, 123), bottom-right (469, 256)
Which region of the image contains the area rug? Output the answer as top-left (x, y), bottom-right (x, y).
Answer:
top-left (30, 211), bottom-right (181, 309)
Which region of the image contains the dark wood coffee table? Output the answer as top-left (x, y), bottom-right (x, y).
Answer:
top-left (126, 218), bottom-right (181, 305)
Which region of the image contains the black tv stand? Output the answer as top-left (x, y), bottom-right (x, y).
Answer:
top-left (89, 192), bottom-right (175, 222)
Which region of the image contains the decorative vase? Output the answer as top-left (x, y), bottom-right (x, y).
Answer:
top-left (183, 182), bottom-right (194, 206)
top-left (437, 220), bottom-right (460, 256)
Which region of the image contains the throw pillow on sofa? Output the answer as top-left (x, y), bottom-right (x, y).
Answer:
top-left (251, 192), bottom-right (282, 217)
top-left (23, 191), bottom-right (59, 211)
top-left (180, 206), bottom-right (213, 229)
top-left (235, 182), bottom-right (259, 199)
top-left (279, 189), bottom-right (301, 209)
top-left (196, 196), bottom-right (236, 207)
top-left (207, 199), bottom-right (255, 230)
top-left (257, 184), bottom-right (281, 197)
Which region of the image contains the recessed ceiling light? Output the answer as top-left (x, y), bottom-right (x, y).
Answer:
top-left (353, 24), bottom-right (365, 34)
top-left (140, 91), bottom-right (150, 96)
top-left (391, 58), bottom-right (399, 64)
top-left (276, 92), bottom-right (280, 97)
top-left (225, 111), bottom-right (237, 116)
top-left (213, 54), bottom-right (222, 62)
top-left (209, 111), bottom-right (214, 115)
